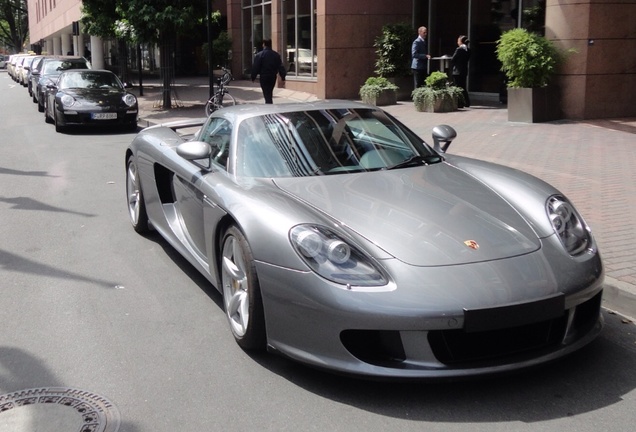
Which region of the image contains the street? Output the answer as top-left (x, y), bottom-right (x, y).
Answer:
top-left (1, 70), bottom-right (635, 432)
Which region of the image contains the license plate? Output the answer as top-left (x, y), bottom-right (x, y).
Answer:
top-left (463, 294), bottom-right (565, 333)
top-left (92, 112), bottom-right (117, 120)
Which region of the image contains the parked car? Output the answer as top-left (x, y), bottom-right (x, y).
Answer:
top-left (6, 54), bottom-right (19, 77)
top-left (34, 56), bottom-right (91, 112)
top-left (0, 54), bottom-right (6, 69)
top-left (287, 48), bottom-right (317, 73)
top-left (18, 55), bottom-right (37, 87)
top-left (45, 69), bottom-right (138, 133)
top-left (125, 101), bottom-right (604, 380)
top-left (9, 54), bottom-right (30, 81)
top-left (26, 55), bottom-right (45, 96)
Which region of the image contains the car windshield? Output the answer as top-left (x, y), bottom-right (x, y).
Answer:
top-left (59, 71), bottom-right (123, 90)
top-left (236, 108), bottom-right (439, 178)
top-left (43, 59), bottom-right (88, 75)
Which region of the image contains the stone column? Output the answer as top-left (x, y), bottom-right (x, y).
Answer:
top-left (73, 36), bottom-right (79, 57)
top-left (53, 37), bottom-right (62, 55)
top-left (61, 33), bottom-right (72, 56)
top-left (90, 35), bottom-right (104, 69)
top-left (546, 0), bottom-right (636, 119)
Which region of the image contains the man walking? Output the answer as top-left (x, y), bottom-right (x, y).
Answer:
top-left (411, 26), bottom-right (431, 89)
top-left (251, 39), bottom-right (286, 104)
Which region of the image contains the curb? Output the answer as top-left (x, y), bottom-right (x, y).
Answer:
top-left (602, 277), bottom-right (636, 321)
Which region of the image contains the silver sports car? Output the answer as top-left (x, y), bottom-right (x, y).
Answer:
top-left (125, 101), bottom-right (603, 379)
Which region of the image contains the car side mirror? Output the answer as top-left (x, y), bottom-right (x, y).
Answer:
top-left (124, 82), bottom-right (134, 89)
top-left (431, 124), bottom-right (457, 153)
top-left (177, 141), bottom-right (213, 171)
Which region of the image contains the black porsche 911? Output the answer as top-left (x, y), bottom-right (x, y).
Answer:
top-left (44, 69), bottom-right (138, 133)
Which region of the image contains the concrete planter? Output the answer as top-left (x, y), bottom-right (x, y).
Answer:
top-left (507, 87), bottom-right (561, 123)
top-left (414, 93), bottom-right (458, 113)
top-left (361, 89), bottom-right (397, 106)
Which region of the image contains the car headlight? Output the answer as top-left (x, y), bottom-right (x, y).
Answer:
top-left (122, 93), bottom-right (137, 107)
top-left (547, 195), bottom-right (591, 255)
top-left (290, 224), bottom-right (387, 286)
top-left (61, 94), bottom-right (75, 107)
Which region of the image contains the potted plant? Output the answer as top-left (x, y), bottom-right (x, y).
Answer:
top-left (373, 22), bottom-right (413, 100)
top-left (496, 28), bottom-right (562, 122)
top-left (411, 71), bottom-right (464, 113)
top-left (359, 76), bottom-right (398, 106)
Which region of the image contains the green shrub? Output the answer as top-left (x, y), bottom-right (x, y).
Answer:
top-left (359, 76), bottom-right (398, 99)
top-left (412, 72), bottom-right (463, 112)
top-left (425, 71), bottom-right (450, 89)
top-left (496, 28), bottom-right (560, 88)
top-left (373, 23), bottom-right (413, 78)
top-left (203, 31), bottom-right (233, 67)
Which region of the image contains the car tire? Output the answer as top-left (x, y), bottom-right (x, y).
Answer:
top-left (221, 225), bottom-right (266, 351)
top-left (54, 111), bottom-right (66, 133)
top-left (44, 103), bottom-right (53, 124)
top-left (125, 155), bottom-right (150, 234)
top-left (38, 98), bottom-right (44, 112)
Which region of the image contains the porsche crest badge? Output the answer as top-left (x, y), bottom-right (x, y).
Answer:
top-left (464, 240), bottom-right (479, 250)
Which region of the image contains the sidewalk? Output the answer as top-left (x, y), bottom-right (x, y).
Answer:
top-left (132, 76), bottom-right (636, 320)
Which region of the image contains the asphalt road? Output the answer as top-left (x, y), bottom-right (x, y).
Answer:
top-left (1, 70), bottom-right (635, 432)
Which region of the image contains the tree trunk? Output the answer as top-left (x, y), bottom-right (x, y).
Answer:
top-left (117, 39), bottom-right (129, 85)
top-left (159, 32), bottom-right (175, 110)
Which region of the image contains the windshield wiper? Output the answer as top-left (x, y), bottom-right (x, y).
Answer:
top-left (386, 154), bottom-right (442, 170)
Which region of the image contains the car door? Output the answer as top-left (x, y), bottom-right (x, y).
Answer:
top-left (169, 117), bottom-right (233, 265)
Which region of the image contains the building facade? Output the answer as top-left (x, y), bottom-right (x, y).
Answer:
top-left (28, 0), bottom-right (636, 120)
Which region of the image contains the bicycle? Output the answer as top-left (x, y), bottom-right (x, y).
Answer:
top-left (205, 66), bottom-right (237, 116)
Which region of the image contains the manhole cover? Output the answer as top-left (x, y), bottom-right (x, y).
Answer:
top-left (0, 387), bottom-right (120, 432)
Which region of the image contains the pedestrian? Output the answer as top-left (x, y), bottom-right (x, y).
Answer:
top-left (250, 39), bottom-right (286, 104)
top-left (411, 26), bottom-right (431, 89)
top-left (451, 35), bottom-right (471, 108)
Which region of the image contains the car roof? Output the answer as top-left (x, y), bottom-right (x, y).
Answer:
top-left (40, 55), bottom-right (88, 62)
top-left (60, 69), bottom-right (113, 74)
top-left (212, 100), bottom-right (375, 123)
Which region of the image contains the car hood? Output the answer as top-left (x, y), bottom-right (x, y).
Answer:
top-left (273, 163), bottom-right (541, 266)
top-left (62, 88), bottom-right (127, 106)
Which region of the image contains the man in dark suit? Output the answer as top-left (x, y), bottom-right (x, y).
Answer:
top-left (251, 39), bottom-right (286, 104)
top-left (411, 26), bottom-right (431, 89)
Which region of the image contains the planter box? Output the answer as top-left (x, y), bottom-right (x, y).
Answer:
top-left (507, 87), bottom-right (561, 123)
top-left (361, 89), bottom-right (397, 106)
top-left (415, 94), bottom-right (458, 113)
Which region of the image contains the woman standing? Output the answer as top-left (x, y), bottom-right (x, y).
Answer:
top-left (451, 35), bottom-right (470, 108)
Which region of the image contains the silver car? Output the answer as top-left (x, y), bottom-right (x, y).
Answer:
top-left (125, 101), bottom-right (604, 379)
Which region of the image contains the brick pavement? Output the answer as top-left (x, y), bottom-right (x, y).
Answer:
top-left (133, 76), bottom-right (636, 319)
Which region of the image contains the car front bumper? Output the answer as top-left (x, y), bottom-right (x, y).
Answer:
top-left (255, 248), bottom-right (604, 379)
top-left (58, 108), bottom-right (138, 127)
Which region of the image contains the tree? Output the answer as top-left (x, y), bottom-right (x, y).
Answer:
top-left (80, 1), bottom-right (131, 85)
top-left (0, 0), bottom-right (28, 53)
top-left (81, 0), bottom-right (209, 109)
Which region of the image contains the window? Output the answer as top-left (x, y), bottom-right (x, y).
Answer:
top-left (282, 0), bottom-right (317, 79)
top-left (199, 118), bottom-right (233, 169)
top-left (242, 1), bottom-right (272, 76)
